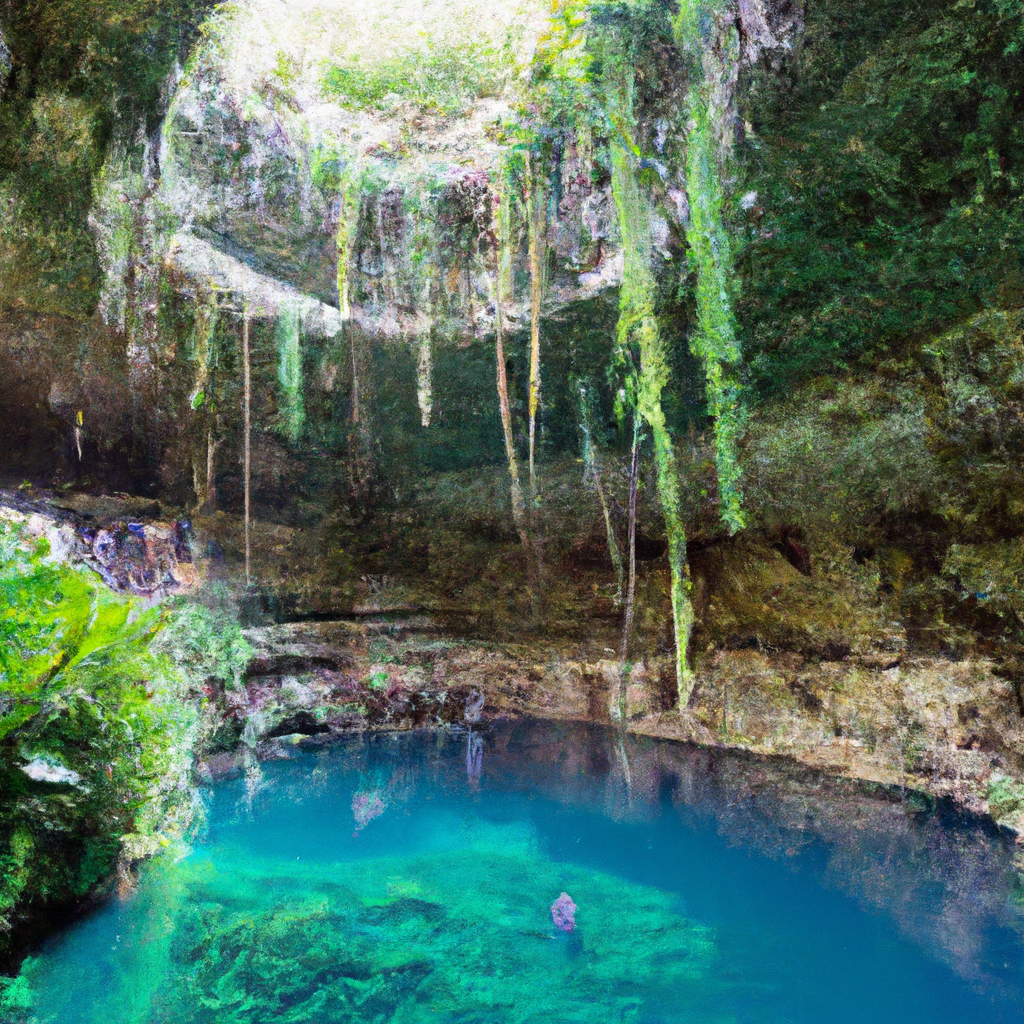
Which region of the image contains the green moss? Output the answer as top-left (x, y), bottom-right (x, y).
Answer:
top-left (987, 773), bottom-right (1024, 822)
top-left (943, 538), bottom-right (1024, 618)
top-left (0, 0), bottom-right (215, 316)
top-left (681, 99), bottom-right (746, 532)
top-left (741, 375), bottom-right (941, 535)
top-left (670, 0), bottom-right (747, 534)
top-left (156, 585), bottom-right (252, 693)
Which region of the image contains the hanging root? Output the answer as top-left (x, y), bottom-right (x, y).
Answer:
top-left (524, 151), bottom-right (545, 510)
top-left (416, 331), bottom-right (434, 428)
top-left (578, 383), bottom-right (624, 608)
top-left (621, 413), bottom-right (640, 661)
top-left (492, 180), bottom-right (540, 623)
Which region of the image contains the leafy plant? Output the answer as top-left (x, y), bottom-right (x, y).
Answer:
top-left (737, 0), bottom-right (1024, 393)
top-left (0, 523), bottom-right (248, 964)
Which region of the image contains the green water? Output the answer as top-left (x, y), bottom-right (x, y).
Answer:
top-left (12, 722), bottom-right (1024, 1023)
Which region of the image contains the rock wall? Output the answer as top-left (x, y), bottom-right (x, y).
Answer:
top-left (2, 0), bottom-right (1024, 836)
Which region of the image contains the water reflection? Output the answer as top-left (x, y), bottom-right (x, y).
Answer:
top-left (486, 722), bottom-right (1024, 997)
top-left (22, 720), bottom-right (1024, 1024)
top-left (249, 720), bottom-right (1024, 1005)
top-left (465, 728), bottom-right (483, 790)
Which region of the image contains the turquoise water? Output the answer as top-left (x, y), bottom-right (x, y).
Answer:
top-left (13, 722), bottom-right (1024, 1023)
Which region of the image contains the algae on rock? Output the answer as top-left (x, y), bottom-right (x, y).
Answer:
top-left (15, 816), bottom-right (719, 1024)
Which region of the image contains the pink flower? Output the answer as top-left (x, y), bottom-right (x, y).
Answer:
top-left (550, 892), bottom-right (577, 933)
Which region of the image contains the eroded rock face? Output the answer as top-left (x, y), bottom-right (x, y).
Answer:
top-left (5, 0), bottom-right (1024, 833)
top-left (156, 0), bottom-right (561, 334)
top-left (0, 491), bottom-right (202, 597)
top-left (183, 584), bottom-right (1023, 837)
top-left (150, 0), bottom-right (804, 341)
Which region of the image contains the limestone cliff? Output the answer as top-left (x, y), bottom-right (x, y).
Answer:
top-left (1, 0), bottom-right (1024, 832)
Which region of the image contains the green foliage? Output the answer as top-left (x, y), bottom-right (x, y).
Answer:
top-left (681, 99), bottom-right (746, 532)
top-left (322, 35), bottom-right (508, 116)
top-left (368, 668), bottom-right (390, 690)
top-left (519, 0), bottom-right (596, 137)
top-left (508, 0), bottom-right (747, 545)
top-left (0, 523), bottom-right (249, 963)
top-left (309, 146), bottom-right (343, 200)
top-left (156, 586), bottom-right (253, 692)
top-left (738, 0), bottom-right (1024, 393)
top-left (666, 0), bottom-right (747, 533)
top-left (920, 310), bottom-right (1024, 534)
top-left (607, 61), bottom-right (695, 704)
top-left (0, 524), bottom-right (167, 742)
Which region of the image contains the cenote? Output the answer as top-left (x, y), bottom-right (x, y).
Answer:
top-left (6, 0), bottom-right (1024, 1017)
top-left (15, 722), bottom-right (1024, 1024)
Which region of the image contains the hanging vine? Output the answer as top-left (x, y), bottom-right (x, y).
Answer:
top-left (276, 301), bottom-right (304, 443)
top-left (187, 289), bottom-right (221, 511)
top-left (673, 0), bottom-right (747, 533)
top-left (577, 381), bottom-right (623, 608)
top-left (607, 59), bottom-right (696, 706)
top-left (524, 150), bottom-right (547, 511)
top-left (492, 166), bottom-right (541, 622)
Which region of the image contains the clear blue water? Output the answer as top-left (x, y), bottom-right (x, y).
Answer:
top-left (13, 722), bottom-right (1024, 1023)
